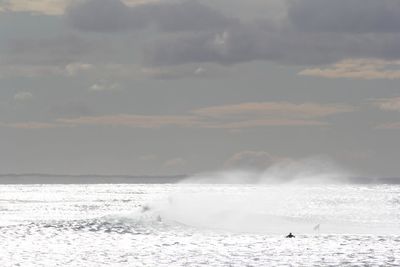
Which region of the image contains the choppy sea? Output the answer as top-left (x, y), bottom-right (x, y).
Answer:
top-left (1, 183), bottom-right (399, 266)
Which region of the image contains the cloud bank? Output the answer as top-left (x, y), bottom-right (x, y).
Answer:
top-left (299, 59), bottom-right (400, 80)
top-left (3, 0), bottom-right (400, 80)
top-left (64, 0), bottom-right (398, 67)
top-left (4, 101), bottom-right (354, 130)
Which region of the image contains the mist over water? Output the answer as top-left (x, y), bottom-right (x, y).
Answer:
top-left (1, 182), bottom-right (400, 266)
top-left (148, 159), bottom-right (400, 235)
top-left (183, 158), bottom-right (352, 184)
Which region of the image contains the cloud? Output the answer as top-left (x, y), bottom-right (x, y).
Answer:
top-left (122, 0), bottom-right (160, 6)
top-left (0, 0), bottom-right (70, 15)
top-left (0, 63), bottom-right (109, 79)
top-left (5, 34), bottom-right (96, 66)
top-left (0, 0), bottom-right (157, 15)
top-left (371, 97), bottom-right (400, 112)
top-left (57, 114), bottom-right (202, 128)
top-left (192, 101), bottom-right (346, 128)
top-left (204, 119), bottom-right (327, 129)
top-left (370, 97), bottom-right (400, 129)
top-left (0, 65), bottom-right (65, 78)
top-left (89, 81), bottom-right (122, 92)
top-left (0, 35), bottom-right (124, 80)
top-left (224, 151), bottom-right (284, 170)
top-left (377, 122), bottom-right (400, 129)
top-left (65, 62), bottom-right (94, 76)
top-left (54, 101), bottom-right (353, 129)
top-left (4, 0), bottom-right (400, 77)
top-left (66, 0), bottom-right (234, 33)
top-left (288, 0), bottom-right (400, 33)
top-left (135, 1), bottom-right (400, 67)
top-left (299, 59), bottom-right (400, 80)
top-left (370, 97), bottom-right (400, 131)
top-left (0, 62), bottom-right (140, 79)
top-left (140, 65), bottom-right (210, 80)
top-left (55, 113), bottom-right (326, 129)
top-left (143, 22), bottom-right (400, 67)
top-left (0, 121), bottom-right (65, 129)
top-left (66, 0), bottom-right (133, 32)
top-left (13, 91), bottom-right (33, 101)
top-left (193, 102), bottom-right (354, 119)
top-left (5, 101), bottom-right (355, 130)
top-left (194, 67), bottom-right (206, 75)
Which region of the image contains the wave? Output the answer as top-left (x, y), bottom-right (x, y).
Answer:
top-left (148, 184), bottom-right (400, 235)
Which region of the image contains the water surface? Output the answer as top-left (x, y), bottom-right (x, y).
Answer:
top-left (0, 184), bottom-right (399, 266)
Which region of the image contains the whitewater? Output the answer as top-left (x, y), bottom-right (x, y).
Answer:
top-left (1, 182), bottom-right (400, 266)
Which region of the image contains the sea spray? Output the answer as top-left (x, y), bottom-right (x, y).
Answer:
top-left (150, 158), bottom-right (400, 234)
top-left (182, 157), bottom-right (352, 184)
top-left (155, 184), bottom-right (400, 235)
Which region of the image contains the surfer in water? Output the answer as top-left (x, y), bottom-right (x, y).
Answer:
top-left (286, 232), bottom-right (295, 238)
top-left (141, 204), bottom-right (151, 213)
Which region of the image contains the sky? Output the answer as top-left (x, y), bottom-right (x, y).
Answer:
top-left (1, 0), bottom-right (400, 177)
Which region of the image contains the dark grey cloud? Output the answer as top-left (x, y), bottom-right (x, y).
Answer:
top-left (138, 0), bottom-right (400, 66)
top-left (66, 0), bottom-right (235, 33)
top-left (288, 0), bottom-right (400, 33)
top-left (38, 0), bottom-right (400, 68)
top-left (6, 0), bottom-right (400, 70)
top-left (143, 24), bottom-right (400, 66)
top-left (66, 0), bottom-right (135, 32)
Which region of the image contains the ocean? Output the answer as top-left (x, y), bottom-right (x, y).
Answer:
top-left (0, 183), bottom-right (399, 266)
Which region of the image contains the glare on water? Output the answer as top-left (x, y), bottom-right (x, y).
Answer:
top-left (0, 184), bottom-right (399, 266)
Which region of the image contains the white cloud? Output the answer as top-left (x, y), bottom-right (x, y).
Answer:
top-left (0, 0), bottom-right (71, 15)
top-left (89, 81), bottom-right (121, 92)
top-left (377, 122), bottom-right (400, 129)
top-left (372, 97), bottom-right (400, 111)
top-left (140, 65), bottom-right (211, 80)
top-left (0, 0), bottom-right (158, 15)
top-left (194, 67), bottom-right (206, 75)
top-left (65, 62), bottom-right (93, 76)
top-left (299, 59), bottom-right (400, 80)
top-left (14, 91), bottom-right (33, 101)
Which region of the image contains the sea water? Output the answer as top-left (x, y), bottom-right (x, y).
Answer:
top-left (0, 184), bottom-right (399, 266)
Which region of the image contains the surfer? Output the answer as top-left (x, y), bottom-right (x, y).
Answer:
top-left (286, 232), bottom-right (295, 238)
top-left (141, 204), bottom-right (151, 213)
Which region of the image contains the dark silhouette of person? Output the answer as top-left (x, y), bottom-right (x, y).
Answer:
top-left (286, 232), bottom-right (295, 238)
top-left (141, 204), bottom-right (151, 213)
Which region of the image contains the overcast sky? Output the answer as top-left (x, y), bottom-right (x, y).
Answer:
top-left (1, 0), bottom-right (400, 176)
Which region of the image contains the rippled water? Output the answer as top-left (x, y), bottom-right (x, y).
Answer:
top-left (1, 184), bottom-right (399, 266)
